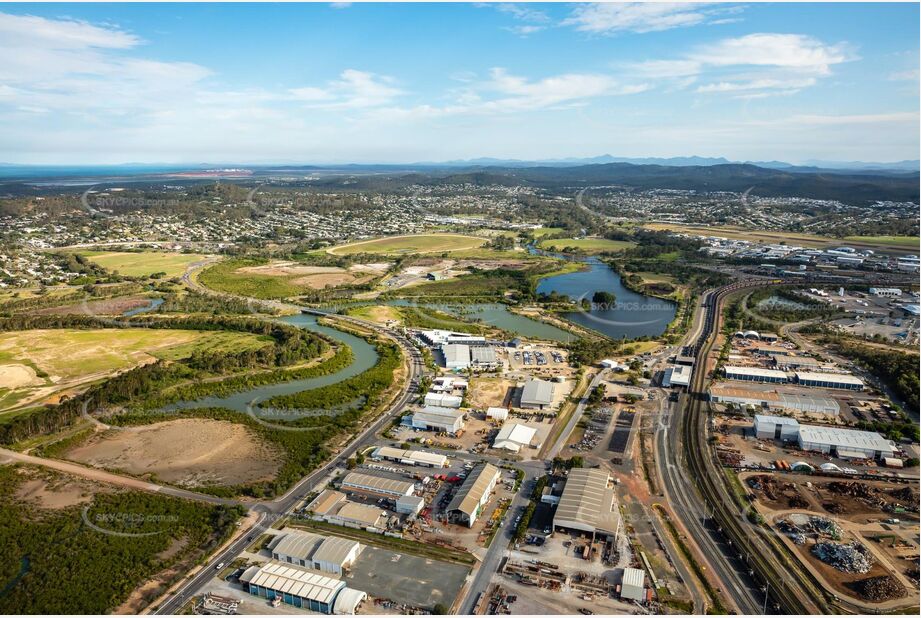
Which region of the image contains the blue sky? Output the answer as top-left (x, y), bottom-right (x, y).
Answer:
top-left (0, 2), bottom-right (918, 164)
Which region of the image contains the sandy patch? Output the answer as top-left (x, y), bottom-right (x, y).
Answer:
top-left (467, 377), bottom-right (516, 409)
top-left (0, 363), bottom-right (40, 389)
top-left (292, 272), bottom-right (359, 288)
top-left (237, 262), bottom-right (343, 277)
top-left (14, 476), bottom-right (98, 510)
top-left (66, 418), bottom-right (283, 489)
top-left (349, 262), bottom-right (391, 274)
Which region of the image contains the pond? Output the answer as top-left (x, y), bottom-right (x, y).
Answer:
top-left (535, 255), bottom-right (677, 339)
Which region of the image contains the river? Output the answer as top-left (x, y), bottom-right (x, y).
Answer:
top-left (162, 313), bottom-right (378, 415)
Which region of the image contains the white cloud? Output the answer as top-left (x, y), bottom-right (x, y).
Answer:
top-left (689, 33), bottom-right (854, 75)
top-left (563, 2), bottom-right (734, 35)
top-left (630, 32), bottom-right (854, 98)
top-left (695, 77), bottom-right (817, 93)
top-left (0, 12), bottom-right (139, 49)
top-left (504, 25), bottom-right (547, 37)
top-left (631, 59), bottom-right (702, 79)
top-left (494, 3), bottom-right (550, 24)
top-left (889, 68), bottom-right (919, 81)
top-left (0, 11), bottom-right (211, 116)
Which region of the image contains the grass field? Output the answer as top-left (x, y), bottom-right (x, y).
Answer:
top-left (198, 258), bottom-right (305, 299)
top-left (842, 235), bottom-right (920, 248)
top-left (0, 328), bottom-right (270, 413)
top-left (632, 271), bottom-right (678, 285)
top-left (327, 233), bottom-right (485, 256)
top-left (538, 237), bottom-right (636, 253)
top-left (644, 223), bottom-right (919, 254)
top-left (530, 226), bottom-right (566, 238)
top-left (78, 251), bottom-right (208, 277)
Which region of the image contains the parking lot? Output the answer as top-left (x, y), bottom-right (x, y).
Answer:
top-left (344, 545), bottom-right (470, 609)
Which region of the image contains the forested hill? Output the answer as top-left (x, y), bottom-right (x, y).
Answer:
top-left (455, 162), bottom-right (920, 205)
top-left (297, 161), bottom-right (919, 205)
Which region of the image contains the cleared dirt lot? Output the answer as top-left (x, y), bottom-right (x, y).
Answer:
top-left (66, 419), bottom-right (283, 488)
top-left (237, 261), bottom-right (385, 289)
top-left (13, 471), bottom-right (102, 510)
top-left (467, 377), bottom-right (516, 409)
top-left (0, 363), bottom-right (40, 389)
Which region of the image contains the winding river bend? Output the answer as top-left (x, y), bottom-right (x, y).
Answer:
top-left (162, 314), bottom-right (378, 415)
top-left (153, 250), bottom-right (672, 414)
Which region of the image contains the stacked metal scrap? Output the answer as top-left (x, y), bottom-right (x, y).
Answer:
top-left (811, 541), bottom-right (874, 574)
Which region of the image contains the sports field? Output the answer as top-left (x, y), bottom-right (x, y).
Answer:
top-left (79, 251), bottom-right (208, 277)
top-left (538, 237), bottom-right (636, 253)
top-left (327, 233), bottom-right (485, 255)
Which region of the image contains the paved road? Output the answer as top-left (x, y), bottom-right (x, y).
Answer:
top-left (653, 291), bottom-right (763, 614)
top-left (457, 460), bottom-right (545, 615)
top-left (544, 369), bottom-right (608, 460)
top-left (153, 323), bottom-right (423, 614)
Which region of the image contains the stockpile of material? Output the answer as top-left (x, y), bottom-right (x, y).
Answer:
top-left (849, 575), bottom-right (907, 602)
top-left (812, 541), bottom-right (874, 573)
top-left (778, 513), bottom-right (842, 543)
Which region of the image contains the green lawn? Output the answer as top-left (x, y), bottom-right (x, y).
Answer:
top-left (538, 237), bottom-right (636, 253)
top-left (842, 235), bottom-right (920, 249)
top-left (530, 226), bottom-right (566, 238)
top-left (197, 258), bottom-right (305, 299)
top-left (78, 251), bottom-right (208, 278)
top-left (327, 233), bottom-right (485, 256)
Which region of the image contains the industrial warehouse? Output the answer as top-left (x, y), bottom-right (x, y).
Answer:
top-left (662, 364), bottom-right (691, 387)
top-left (446, 463), bottom-right (500, 527)
top-left (520, 378), bottom-right (555, 409)
top-left (239, 562), bottom-right (366, 614)
top-left (270, 531), bottom-right (361, 576)
top-left (408, 406), bottom-right (465, 433)
top-left (370, 446), bottom-right (448, 468)
top-left (752, 415), bottom-right (897, 459)
top-left (339, 472), bottom-right (415, 498)
top-left (492, 422), bottom-right (539, 452)
top-left (709, 385), bottom-right (841, 417)
top-left (722, 366), bottom-right (864, 390)
top-left (552, 468), bottom-right (620, 537)
top-left (305, 489), bottom-right (391, 531)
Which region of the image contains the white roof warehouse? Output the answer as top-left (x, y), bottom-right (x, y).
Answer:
top-left (750, 417), bottom-right (896, 460)
top-left (553, 468), bottom-right (619, 536)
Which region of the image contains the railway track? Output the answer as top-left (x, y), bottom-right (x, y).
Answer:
top-left (682, 282), bottom-right (831, 614)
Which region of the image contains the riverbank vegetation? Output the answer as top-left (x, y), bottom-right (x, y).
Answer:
top-left (0, 314), bottom-right (332, 443)
top-left (105, 337), bottom-right (400, 498)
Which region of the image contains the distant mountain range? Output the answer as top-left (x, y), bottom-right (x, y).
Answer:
top-left (1, 157), bottom-right (917, 205)
top-left (428, 155), bottom-right (921, 175)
